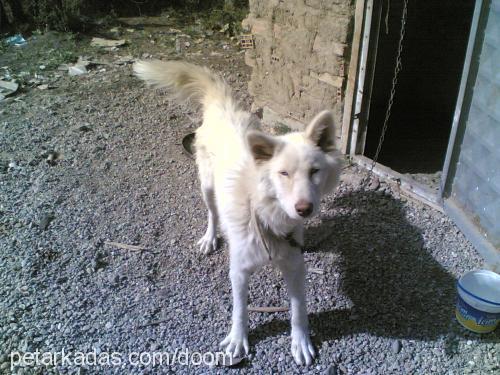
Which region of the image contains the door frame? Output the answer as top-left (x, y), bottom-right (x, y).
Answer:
top-left (342, 0), bottom-right (443, 208)
top-left (343, 0), bottom-right (499, 269)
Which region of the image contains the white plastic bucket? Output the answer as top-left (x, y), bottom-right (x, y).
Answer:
top-left (456, 269), bottom-right (500, 333)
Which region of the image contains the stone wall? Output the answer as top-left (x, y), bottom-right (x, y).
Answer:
top-left (242, 0), bottom-right (355, 139)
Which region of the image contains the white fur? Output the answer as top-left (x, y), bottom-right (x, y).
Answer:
top-left (134, 60), bottom-right (343, 366)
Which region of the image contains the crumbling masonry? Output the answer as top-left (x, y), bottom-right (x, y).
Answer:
top-left (242, 0), bottom-right (355, 140)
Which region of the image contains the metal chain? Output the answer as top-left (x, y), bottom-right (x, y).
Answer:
top-left (368, 0), bottom-right (409, 175)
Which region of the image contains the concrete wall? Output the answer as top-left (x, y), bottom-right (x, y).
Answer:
top-left (242, 0), bottom-right (355, 139)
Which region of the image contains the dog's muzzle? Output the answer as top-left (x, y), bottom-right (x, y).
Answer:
top-left (295, 200), bottom-right (313, 217)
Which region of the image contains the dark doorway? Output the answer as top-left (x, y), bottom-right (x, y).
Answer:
top-left (363, 0), bottom-right (475, 176)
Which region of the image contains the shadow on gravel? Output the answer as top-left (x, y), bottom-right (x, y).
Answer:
top-left (252, 189), bottom-right (461, 345)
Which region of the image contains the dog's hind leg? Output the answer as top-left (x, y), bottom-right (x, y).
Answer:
top-left (196, 147), bottom-right (218, 254)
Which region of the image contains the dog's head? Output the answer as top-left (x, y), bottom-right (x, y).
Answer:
top-left (247, 110), bottom-right (342, 221)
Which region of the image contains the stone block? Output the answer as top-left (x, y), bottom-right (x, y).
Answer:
top-left (263, 106), bottom-right (306, 130)
top-left (251, 18), bottom-right (270, 36)
top-left (313, 35), bottom-right (347, 56)
top-left (245, 51), bottom-right (257, 68)
top-left (310, 71), bottom-right (344, 88)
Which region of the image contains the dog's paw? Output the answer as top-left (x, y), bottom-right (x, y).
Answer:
top-left (291, 332), bottom-right (315, 366)
top-left (220, 332), bottom-right (249, 358)
top-left (197, 232), bottom-right (217, 254)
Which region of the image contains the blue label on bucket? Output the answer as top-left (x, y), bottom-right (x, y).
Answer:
top-left (456, 294), bottom-right (500, 333)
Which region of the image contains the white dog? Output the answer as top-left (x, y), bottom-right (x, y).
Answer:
top-left (134, 60), bottom-right (342, 365)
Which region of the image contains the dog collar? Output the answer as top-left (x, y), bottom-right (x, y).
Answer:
top-left (254, 214), bottom-right (301, 260)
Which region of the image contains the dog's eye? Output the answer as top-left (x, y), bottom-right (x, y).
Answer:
top-left (310, 168), bottom-right (320, 175)
top-left (279, 171), bottom-right (289, 177)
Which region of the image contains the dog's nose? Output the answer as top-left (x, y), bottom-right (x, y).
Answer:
top-left (295, 200), bottom-right (313, 217)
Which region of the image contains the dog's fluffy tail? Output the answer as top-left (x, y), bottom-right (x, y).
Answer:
top-left (133, 60), bottom-right (233, 110)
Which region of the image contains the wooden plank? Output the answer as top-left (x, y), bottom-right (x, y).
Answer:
top-left (349, 0), bottom-right (374, 155)
top-left (353, 155), bottom-right (444, 212)
top-left (248, 306), bottom-right (289, 313)
top-left (356, 0), bottom-right (383, 155)
top-left (340, 0), bottom-right (367, 153)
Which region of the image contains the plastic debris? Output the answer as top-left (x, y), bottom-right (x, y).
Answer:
top-left (67, 57), bottom-right (90, 76)
top-left (4, 34), bottom-right (27, 47)
top-left (68, 65), bottom-right (87, 76)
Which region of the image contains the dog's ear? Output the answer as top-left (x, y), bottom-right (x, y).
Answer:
top-left (247, 131), bottom-right (279, 163)
top-left (305, 110), bottom-right (336, 153)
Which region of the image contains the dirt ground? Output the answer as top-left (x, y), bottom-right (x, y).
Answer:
top-left (1, 15), bottom-right (499, 375)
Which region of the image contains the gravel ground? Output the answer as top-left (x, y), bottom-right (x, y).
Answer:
top-left (0, 24), bottom-right (499, 375)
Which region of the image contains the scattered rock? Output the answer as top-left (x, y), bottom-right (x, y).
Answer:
top-left (7, 161), bottom-right (17, 171)
top-left (90, 37), bottom-right (127, 48)
top-left (78, 125), bottom-right (92, 132)
top-left (0, 160), bottom-right (8, 173)
top-left (93, 252), bottom-right (108, 272)
top-left (175, 35), bottom-right (191, 54)
top-left (368, 177), bottom-right (380, 190)
top-left (338, 363), bottom-right (348, 373)
top-left (218, 354), bottom-right (244, 367)
top-left (114, 55), bottom-right (135, 65)
top-left (0, 80), bottom-right (19, 97)
top-left (325, 364), bottom-right (339, 375)
top-left (46, 151), bottom-right (59, 166)
top-left (39, 213), bottom-right (54, 231)
top-left (392, 340), bottom-right (402, 354)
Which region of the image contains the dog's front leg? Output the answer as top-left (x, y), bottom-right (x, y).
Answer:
top-left (220, 264), bottom-right (250, 358)
top-left (276, 249), bottom-right (315, 365)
